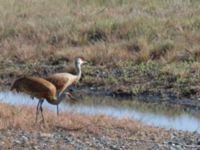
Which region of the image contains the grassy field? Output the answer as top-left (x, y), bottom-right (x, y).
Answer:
top-left (1, 0), bottom-right (200, 99)
top-left (0, 2), bottom-right (200, 148)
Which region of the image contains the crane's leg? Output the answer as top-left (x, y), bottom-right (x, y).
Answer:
top-left (57, 104), bottom-right (59, 116)
top-left (39, 100), bottom-right (44, 123)
top-left (35, 100), bottom-right (40, 123)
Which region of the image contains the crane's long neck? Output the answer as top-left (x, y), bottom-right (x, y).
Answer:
top-left (75, 61), bottom-right (82, 80)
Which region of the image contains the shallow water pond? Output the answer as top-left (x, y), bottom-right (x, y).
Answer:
top-left (1, 91), bottom-right (200, 132)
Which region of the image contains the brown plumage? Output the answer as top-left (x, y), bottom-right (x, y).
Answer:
top-left (46, 57), bottom-right (87, 96)
top-left (11, 76), bottom-right (72, 122)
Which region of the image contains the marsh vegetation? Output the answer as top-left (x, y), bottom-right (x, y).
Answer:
top-left (1, 1), bottom-right (200, 149)
top-left (1, 0), bottom-right (200, 100)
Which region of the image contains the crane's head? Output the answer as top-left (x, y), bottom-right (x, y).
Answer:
top-left (75, 57), bottom-right (87, 66)
top-left (63, 92), bottom-right (78, 103)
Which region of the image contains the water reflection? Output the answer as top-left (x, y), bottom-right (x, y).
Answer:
top-left (1, 91), bottom-right (200, 132)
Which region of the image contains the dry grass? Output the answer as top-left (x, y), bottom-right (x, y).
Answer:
top-left (0, 0), bottom-right (200, 64)
top-left (0, 102), bottom-right (170, 140)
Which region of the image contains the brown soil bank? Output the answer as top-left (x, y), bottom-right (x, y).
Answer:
top-left (0, 103), bottom-right (200, 149)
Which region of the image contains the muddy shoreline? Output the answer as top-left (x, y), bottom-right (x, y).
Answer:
top-left (3, 81), bottom-right (200, 111)
top-left (1, 59), bottom-right (200, 110)
top-left (71, 86), bottom-right (200, 112)
top-left (2, 79), bottom-right (200, 111)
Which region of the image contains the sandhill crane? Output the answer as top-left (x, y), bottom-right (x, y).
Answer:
top-left (45, 57), bottom-right (87, 112)
top-left (11, 76), bottom-right (73, 122)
